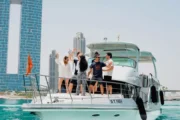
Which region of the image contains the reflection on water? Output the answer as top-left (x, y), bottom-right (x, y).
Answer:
top-left (1, 98), bottom-right (180, 120)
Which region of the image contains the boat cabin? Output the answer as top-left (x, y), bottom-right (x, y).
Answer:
top-left (139, 51), bottom-right (159, 88)
top-left (86, 42), bottom-right (140, 86)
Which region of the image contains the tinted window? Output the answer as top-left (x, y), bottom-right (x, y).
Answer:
top-left (88, 58), bottom-right (93, 66)
top-left (102, 57), bottom-right (136, 68)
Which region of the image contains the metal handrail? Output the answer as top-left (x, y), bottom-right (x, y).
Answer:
top-left (67, 84), bottom-right (73, 103)
top-left (45, 76), bottom-right (52, 104)
top-left (35, 74), bottom-right (42, 104)
top-left (39, 74), bottom-right (139, 87)
top-left (86, 80), bottom-right (93, 103)
top-left (23, 74), bottom-right (141, 104)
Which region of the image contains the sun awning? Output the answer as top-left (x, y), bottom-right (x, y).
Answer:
top-left (140, 51), bottom-right (156, 62)
top-left (87, 42), bottom-right (140, 51)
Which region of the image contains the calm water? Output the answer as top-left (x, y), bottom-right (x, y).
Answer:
top-left (0, 98), bottom-right (180, 120)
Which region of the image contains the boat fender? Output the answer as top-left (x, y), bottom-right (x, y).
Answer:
top-left (136, 96), bottom-right (147, 120)
top-left (92, 114), bottom-right (100, 117)
top-left (160, 90), bottom-right (164, 105)
top-left (114, 114), bottom-right (120, 117)
top-left (151, 85), bottom-right (158, 103)
top-left (30, 112), bottom-right (36, 115)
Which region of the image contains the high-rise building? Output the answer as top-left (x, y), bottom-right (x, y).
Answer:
top-left (49, 50), bottom-right (59, 93)
top-left (73, 32), bottom-right (86, 54)
top-left (0, 0), bottom-right (42, 91)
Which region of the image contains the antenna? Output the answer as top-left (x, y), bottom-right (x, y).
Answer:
top-left (117, 34), bottom-right (120, 41)
top-left (104, 37), bottom-right (107, 42)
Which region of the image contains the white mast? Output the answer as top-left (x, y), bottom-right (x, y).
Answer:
top-left (117, 34), bottom-right (120, 41)
top-left (104, 37), bottom-right (107, 42)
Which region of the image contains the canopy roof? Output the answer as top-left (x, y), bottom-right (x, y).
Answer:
top-left (87, 42), bottom-right (140, 52)
top-left (140, 51), bottom-right (156, 62)
top-left (86, 42), bottom-right (156, 62)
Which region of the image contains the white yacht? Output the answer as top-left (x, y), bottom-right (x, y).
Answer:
top-left (22, 42), bottom-right (164, 120)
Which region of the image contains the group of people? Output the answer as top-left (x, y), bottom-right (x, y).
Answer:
top-left (55, 49), bottom-right (114, 96)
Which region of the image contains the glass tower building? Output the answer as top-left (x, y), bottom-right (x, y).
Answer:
top-left (73, 32), bottom-right (86, 55)
top-left (0, 0), bottom-right (42, 91)
top-left (49, 50), bottom-right (59, 93)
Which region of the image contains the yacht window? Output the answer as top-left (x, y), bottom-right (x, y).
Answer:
top-left (102, 57), bottom-right (136, 68)
top-left (88, 58), bottom-right (93, 66)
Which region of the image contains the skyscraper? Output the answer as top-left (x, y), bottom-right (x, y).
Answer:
top-left (49, 50), bottom-right (59, 93)
top-left (73, 32), bottom-right (86, 54)
top-left (0, 0), bottom-right (42, 91)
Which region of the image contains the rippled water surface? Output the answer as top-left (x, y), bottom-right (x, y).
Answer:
top-left (156, 101), bottom-right (180, 120)
top-left (0, 99), bottom-right (40, 120)
top-left (0, 99), bottom-right (180, 120)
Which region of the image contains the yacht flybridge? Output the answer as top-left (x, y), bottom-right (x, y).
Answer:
top-left (22, 42), bottom-right (164, 120)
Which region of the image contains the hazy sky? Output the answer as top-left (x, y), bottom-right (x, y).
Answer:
top-left (9, 0), bottom-right (180, 89)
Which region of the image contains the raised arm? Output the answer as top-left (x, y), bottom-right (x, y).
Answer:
top-left (55, 53), bottom-right (61, 65)
top-left (77, 49), bottom-right (81, 53)
top-left (68, 49), bottom-right (76, 61)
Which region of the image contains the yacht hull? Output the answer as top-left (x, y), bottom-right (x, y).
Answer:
top-left (22, 95), bottom-right (161, 120)
top-left (28, 108), bottom-right (160, 120)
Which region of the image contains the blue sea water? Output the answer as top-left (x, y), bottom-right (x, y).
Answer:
top-left (0, 99), bottom-right (40, 120)
top-left (0, 99), bottom-right (180, 120)
top-left (156, 101), bottom-right (180, 120)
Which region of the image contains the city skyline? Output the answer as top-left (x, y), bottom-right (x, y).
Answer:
top-left (3, 0), bottom-right (180, 90)
top-left (39, 0), bottom-right (180, 90)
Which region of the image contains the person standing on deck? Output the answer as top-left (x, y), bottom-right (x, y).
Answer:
top-left (69, 50), bottom-right (82, 93)
top-left (55, 51), bottom-right (74, 93)
top-left (89, 51), bottom-right (99, 92)
top-left (88, 53), bottom-right (106, 95)
top-left (76, 55), bottom-right (88, 96)
top-left (103, 52), bottom-right (114, 95)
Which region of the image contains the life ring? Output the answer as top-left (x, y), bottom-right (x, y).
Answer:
top-left (160, 90), bottom-right (164, 105)
top-left (136, 96), bottom-right (147, 120)
top-left (151, 85), bottom-right (158, 103)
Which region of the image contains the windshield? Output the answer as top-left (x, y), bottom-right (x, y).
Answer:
top-left (103, 57), bottom-right (136, 68)
top-left (88, 57), bottom-right (136, 68)
top-left (88, 58), bottom-right (93, 66)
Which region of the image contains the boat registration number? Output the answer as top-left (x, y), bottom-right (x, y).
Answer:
top-left (110, 99), bottom-right (122, 104)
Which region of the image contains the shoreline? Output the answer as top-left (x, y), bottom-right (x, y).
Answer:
top-left (0, 95), bottom-right (31, 100)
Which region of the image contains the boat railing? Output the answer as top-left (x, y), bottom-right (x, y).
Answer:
top-left (140, 73), bottom-right (160, 88)
top-left (23, 74), bottom-right (144, 104)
